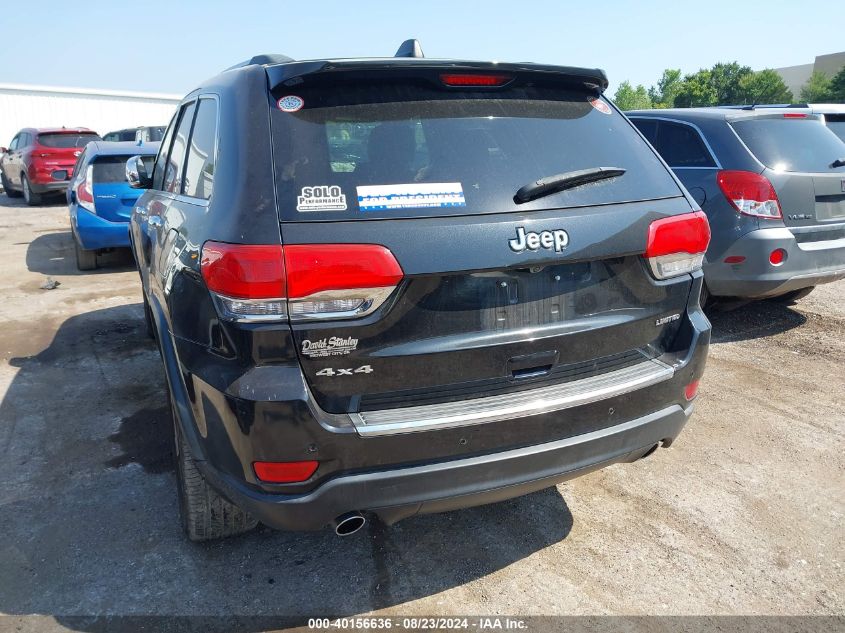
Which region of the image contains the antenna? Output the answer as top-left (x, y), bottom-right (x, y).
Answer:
top-left (394, 39), bottom-right (424, 58)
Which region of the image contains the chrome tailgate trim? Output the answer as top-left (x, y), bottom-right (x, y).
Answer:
top-left (350, 358), bottom-right (674, 436)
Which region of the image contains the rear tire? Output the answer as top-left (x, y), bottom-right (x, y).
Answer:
top-left (699, 282), bottom-right (714, 309)
top-left (772, 286), bottom-right (814, 305)
top-left (22, 175), bottom-right (42, 206)
top-left (74, 238), bottom-right (97, 270)
top-left (1, 172), bottom-right (21, 198)
top-left (174, 407), bottom-right (258, 542)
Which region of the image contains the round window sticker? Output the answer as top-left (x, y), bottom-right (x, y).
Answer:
top-left (589, 98), bottom-right (612, 115)
top-left (278, 95), bottom-right (304, 112)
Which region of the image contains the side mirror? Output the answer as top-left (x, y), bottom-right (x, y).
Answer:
top-left (126, 155), bottom-right (152, 189)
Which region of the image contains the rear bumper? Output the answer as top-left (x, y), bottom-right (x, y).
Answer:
top-left (30, 163), bottom-right (74, 191)
top-left (202, 403), bottom-right (692, 531)
top-left (71, 207), bottom-right (130, 250)
top-left (155, 277), bottom-right (709, 533)
top-left (30, 179), bottom-right (71, 193)
top-left (705, 226), bottom-right (845, 298)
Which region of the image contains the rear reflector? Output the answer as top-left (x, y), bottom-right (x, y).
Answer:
top-left (644, 211), bottom-right (711, 279)
top-left (201, 241), bottom-right (403, 322)
top-left (769, 248), bottom-right (786, 265)
top-left (716, 170), bottom-right (782, 219)
top-left (440, 73), bottom-right (512, 87)
top-left (684, 379), bottom-right (700, 401)
top-left (724, 255), bottom-right (746, 264)
top-left (253, 460), bottom-right (318, 483)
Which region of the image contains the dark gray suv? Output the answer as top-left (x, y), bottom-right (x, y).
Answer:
top-left (126, 42), bottom-right (711, 541)
top-left (628, 107), bottom-right (845, 303)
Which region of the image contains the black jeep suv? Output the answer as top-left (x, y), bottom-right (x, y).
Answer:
top-left (127, 41), bottom-right (711, 541)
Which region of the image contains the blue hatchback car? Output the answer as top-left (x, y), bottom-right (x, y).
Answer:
top-left (67, 140), bottom-right (159, 270)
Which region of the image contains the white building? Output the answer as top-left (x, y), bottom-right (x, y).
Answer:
top-left (774, 51), bottom-right (845, 99)
top-left (0, 83), bottom-right (181, 148)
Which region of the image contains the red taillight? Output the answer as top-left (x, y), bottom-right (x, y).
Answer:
top-left (77, 165), bottom-right (95, 212)
top-left (716, 170), bottom-right (782, 219)
top-left (284, 244), bottom-right (403, 298)
top-left (646, 211), bottom-right (711, 258)
top-left (200, 242), bottom-right (285, 299)
top-left (783, 113), bottom-right (807, 118)
top-left (440, 73), bottom-right (512, 87)
top-left (285, 244), bottom-right (404, 320)
top-left (200, 242), bottom-right (404, 322)
top-left (253, 460), bottom-right (318, 483)
top-left (684, 379), bottom-right (700, 401)
top-left (644, 211), bottom-right (711, 280)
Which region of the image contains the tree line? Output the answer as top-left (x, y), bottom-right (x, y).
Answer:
top-left (613, 62), bottom-right (845, 110)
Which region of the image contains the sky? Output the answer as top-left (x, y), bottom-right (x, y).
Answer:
top-left (1, 0), bottom-right (843, 97)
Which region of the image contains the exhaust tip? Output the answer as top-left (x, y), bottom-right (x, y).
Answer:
top-left (333, 512), bottom-right (366, 536)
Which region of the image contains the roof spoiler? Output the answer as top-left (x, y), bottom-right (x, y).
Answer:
top-left (718, 103), bottom-right (809, 111)
top-left (395, 39), bottom-right (424, 58)
top-left (226, 53), bottom-right (295, 71)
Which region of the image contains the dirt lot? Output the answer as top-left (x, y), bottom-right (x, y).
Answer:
top-left (0, 197), bottom-right (842, 629)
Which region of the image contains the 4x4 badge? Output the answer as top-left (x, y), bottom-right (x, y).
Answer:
top-left (509, 226), bottom-right (569, 253)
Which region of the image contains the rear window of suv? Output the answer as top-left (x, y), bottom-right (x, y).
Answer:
top-left (38, 133), bottom-right (100, 148)
top-left (824, 114), bottom-right (845, 143)
top-left (93, 155), bottom-right (154, 183)
top-left (731, 117), bottom-right (845, 173)
top-left (269, 76), bottom-right (682, 221)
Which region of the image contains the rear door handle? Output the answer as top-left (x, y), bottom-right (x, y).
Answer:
top-left (507, 350), bottom-right (559, 380)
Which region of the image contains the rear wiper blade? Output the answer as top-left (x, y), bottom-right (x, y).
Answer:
top-left (831, 158), bottom-right (845, 168)
top-left (514, 167), bottom-right (626, 204)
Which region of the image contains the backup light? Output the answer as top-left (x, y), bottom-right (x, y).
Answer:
top-left (716, 170), bottom-right (782, 219)
top-left (644, 211), bottom-right (711, 280)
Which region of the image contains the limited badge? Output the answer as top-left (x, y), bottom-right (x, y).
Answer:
top-left (277, 95), bottom-right (304, 112)
top-left (589, 98), bottom-right (612, 115)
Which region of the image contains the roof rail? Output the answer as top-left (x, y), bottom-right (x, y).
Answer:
top-left (394, 39), bottom-right (424, 58)
top-left (226, 53), bottom-right (295, 71)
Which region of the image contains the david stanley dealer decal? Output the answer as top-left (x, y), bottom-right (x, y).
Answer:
top-left (301, 337), bottom-right (359, 358)
top-left (297, 185), bottom-right (347, 212)
top-left (277, 95), bottom-right (304, 112)
top-left (356, 182), bottom-right (466, 212)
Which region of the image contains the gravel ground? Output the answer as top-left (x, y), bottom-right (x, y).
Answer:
top-left (0, 197), bottom-right (842, 630)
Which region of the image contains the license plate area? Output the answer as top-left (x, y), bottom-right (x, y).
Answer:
top-left (816, 195), bottom-right (845, 221)
top-left (472, 262), bottom-right (592, 330)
